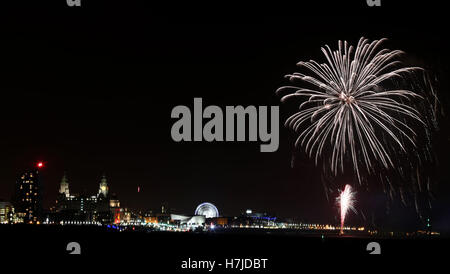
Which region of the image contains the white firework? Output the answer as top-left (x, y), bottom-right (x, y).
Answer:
top-left (277, 37), bottom-right (425, 182)
top-left (337, 184), bottom-right (356, 234)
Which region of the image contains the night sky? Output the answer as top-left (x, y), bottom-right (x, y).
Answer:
top-left (0, 2), bottom-right (449, 230)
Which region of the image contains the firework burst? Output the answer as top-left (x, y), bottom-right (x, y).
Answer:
top-left (278, 37), bottom-right (441, 217)
top-left (277, 37), bottom-right (426, 183)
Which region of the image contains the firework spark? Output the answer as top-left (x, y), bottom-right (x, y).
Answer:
top-left (277, 37), bottom-right (425, 183)
top-left (337, 184), bottom-right (356, 234)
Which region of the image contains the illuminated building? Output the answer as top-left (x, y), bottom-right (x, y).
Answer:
top-left (194, 202), bottom-right (219, 218)
top-left (113, 208), bottom-right (133, 224)
top-left (56, 173), bottom-right (97, 221)
top-left (211, 217), bottom-right (228, 227)
top-left (98, 174), bottom-right (109, 198)
top-left (95, 175), bottom-right (112, 223)
top-left (59, 172), bottom-right (70, 198)
top-left (169, 203), bottom-right (219, 228)
top-left (226, 210), bottom-right (277, 228)
top-left (171, 214), bottom-right (206, 228)
top-left (55, 173), bottom-right (114, 224)
top-left (244, 211), bottom-right (276, 227)
top-left (110, 193), bottom-right (122, 224)
top-left (13, 165), bottom-right (44, 223)
top-left (109, 193), bottom-right (120, 208)
top-left (0, 201), bottom-right (14, 224)
top-left (144, 216), bottom-right (158, 224)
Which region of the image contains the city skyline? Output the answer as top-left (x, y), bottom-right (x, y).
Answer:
top-left (0, 162), bottom-right (317, 222)
top-left (0, 160), bottom-right (443, 234)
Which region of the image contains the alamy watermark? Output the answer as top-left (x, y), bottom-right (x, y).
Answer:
top-left (170, 98), bottom-right (279, 152)
top-left (66, 0), bottom-right (81, 7)
top-left (366, 0), bottom-right (381, 7)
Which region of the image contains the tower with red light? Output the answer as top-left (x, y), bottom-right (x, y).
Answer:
top-left (12, 162), bottom-right (45, 223)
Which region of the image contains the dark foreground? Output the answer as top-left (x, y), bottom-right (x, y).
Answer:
top-left (0, 225), bottom-right (446, 270)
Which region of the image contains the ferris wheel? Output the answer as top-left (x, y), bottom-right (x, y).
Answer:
top-left (194, 202), bottom-right (219, 218)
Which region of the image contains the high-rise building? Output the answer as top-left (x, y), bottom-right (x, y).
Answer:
top-left (0, 201), bottom-right (14, 224)
top-left (13, 166), bottom-right (43, 223)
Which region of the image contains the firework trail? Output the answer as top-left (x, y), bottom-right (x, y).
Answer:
top-left (337, 184), bottom-right (356, 234)
top-left (277, 37), bottom-right (442, 215)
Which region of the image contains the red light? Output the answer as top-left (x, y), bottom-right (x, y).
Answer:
top-left (37, 162), bottom-right (44, 168)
